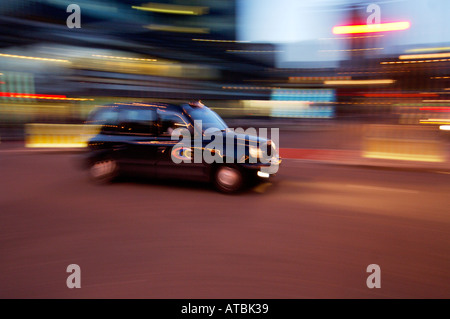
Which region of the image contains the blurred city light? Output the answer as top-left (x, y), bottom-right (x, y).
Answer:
top-left (406, 47), bottom-right (450, 53)
top-left (0, 53), bottom-right (70, 63)
top-left (399, 52), bottom-right (450, 60)
top-left (0, 0), bottom-right (447, 160)
top-left (0, 1), bottom-right (449, 303)
top-left (332, 21), bottom-right (411, 34)
top-left (131, 2), bottom-right (209, 15)
top-left (323, 79), bottom-right (395, 85)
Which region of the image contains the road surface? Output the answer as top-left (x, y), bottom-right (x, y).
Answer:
top-left (0, 150), bottom-right (449, 298)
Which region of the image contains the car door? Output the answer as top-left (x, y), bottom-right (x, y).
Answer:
top-left (154, 108), bottom-right (207, 180)
top-left (115, 106), bottom-right (159, 177)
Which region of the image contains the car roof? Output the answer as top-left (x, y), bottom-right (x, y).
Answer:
top-left (103, 102), bottom-right (184, 112)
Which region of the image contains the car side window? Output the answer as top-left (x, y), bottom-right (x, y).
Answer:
top-left (157, 109), bottom-right (190, 137)
top-left (88, 107), bottom-right (119, 125)
top-left (119, 107), bottom-right (157, 135)
top-left (87, 107), bottom-right (119, 134)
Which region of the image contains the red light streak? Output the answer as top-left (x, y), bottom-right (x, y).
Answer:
top-left (332, 21), bottom-right (410, 34)
top-left (0, 92), bottom-right (67, 99)
top-left (363, 93), bottom-right (439, 98)
top-left (420, 107), bottom-right (450, 112)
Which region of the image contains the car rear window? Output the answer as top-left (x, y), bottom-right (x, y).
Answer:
top-left (119, 107), bottom-right (157, 135)
top-left (87, 107), bottom-right (119, 125)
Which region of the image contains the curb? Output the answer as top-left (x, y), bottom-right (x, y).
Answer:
top-left (283, 158), bottom-right (450, 173)
top-left (1, 144), bottom-right (449, 172)
top-left (279, 148), bottom-right (450, 172)
top-left (0, 147), bottom-right (85, 154)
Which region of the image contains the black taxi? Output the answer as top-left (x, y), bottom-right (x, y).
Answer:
top-left (82, 101), bottom-right (280, 193)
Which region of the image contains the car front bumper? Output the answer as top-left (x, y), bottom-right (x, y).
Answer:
top-left (241, 156), bottom-right (282, 176)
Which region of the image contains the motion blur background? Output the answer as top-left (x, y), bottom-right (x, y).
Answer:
top-left (1, 0), bottom-right (450, 299)
top-left (0, 0), bottom-right (449, 143)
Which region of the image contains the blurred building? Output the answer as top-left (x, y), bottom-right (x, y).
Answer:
top-left (0, 0), bottom-right (276, 101)
top-left (0, 0), bottom-right (449, 133)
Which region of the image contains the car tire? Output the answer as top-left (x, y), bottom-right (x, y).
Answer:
top-left (88, 157), bottom-right (119, 184)
top-left (213, 165), bottom-right (244, 194)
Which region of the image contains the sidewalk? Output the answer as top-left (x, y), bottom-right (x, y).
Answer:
top-left (1, 141), bottom-right (449, 172)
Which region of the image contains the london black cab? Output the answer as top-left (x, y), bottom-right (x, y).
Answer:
top-left (82, 101), bottom-right (281, 193)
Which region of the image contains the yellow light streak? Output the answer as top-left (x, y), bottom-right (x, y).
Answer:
top-left (0, 53), bottom-right (69, 63)
top-left (132, 3), bottom-right (208, 15)
top-left (92, 54), bottom-right (157, 62)
top-left (405, 47), bottom-right (450, 53)
top-left (399, 52), bottom-right (450, 60)
top-left (420, 119), bottom-right (450, 124)
top-left (144, 24), bottom-right (209, 33)
top-left (381, 59), bottom-right (450, 64)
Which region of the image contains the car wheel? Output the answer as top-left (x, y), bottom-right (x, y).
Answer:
top-left (89, 158), bottom-right (118, 183)
top-left (213, 165), bottom-right (244, 193)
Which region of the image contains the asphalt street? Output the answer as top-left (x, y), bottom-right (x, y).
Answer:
top-left (0, 149), bottom-right (449, 298)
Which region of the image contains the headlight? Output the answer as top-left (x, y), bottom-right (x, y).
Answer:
top-left (249, 145), bottom-right (263, 158)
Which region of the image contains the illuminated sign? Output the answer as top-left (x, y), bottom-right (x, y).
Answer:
top-left (333, 21), bottom-right (410, 34)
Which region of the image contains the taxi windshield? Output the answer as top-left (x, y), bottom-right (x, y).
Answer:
top-left (183, 103), bottom-right (228, 132)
